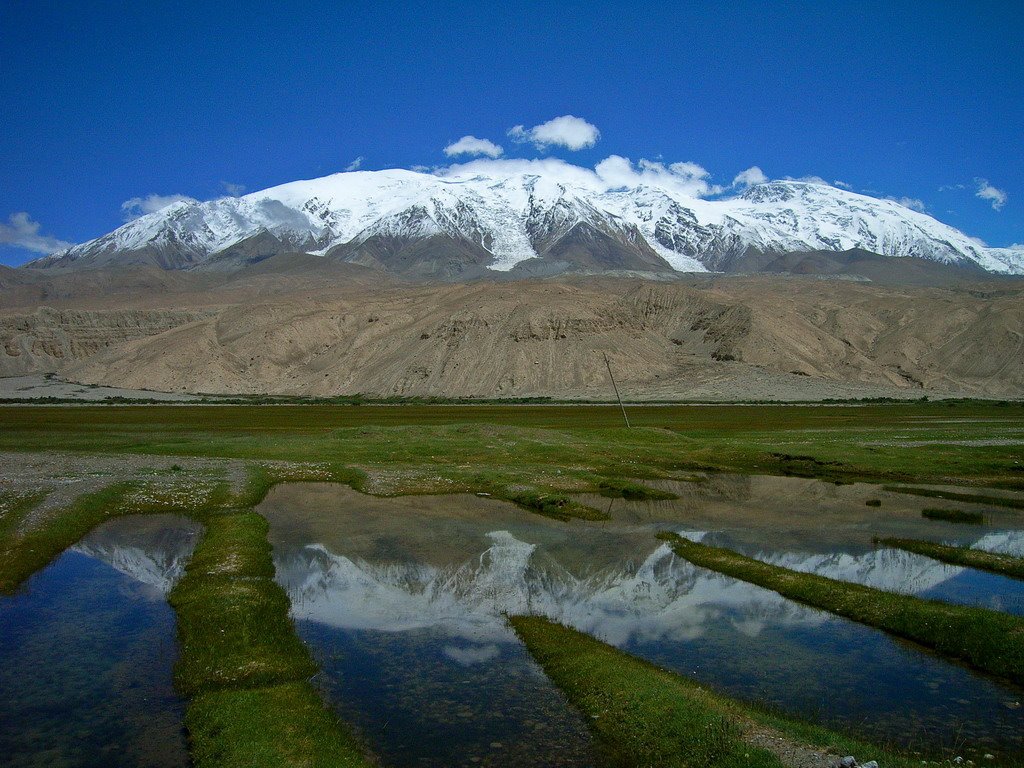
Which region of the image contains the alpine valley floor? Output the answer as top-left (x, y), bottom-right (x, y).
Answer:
top-left (1, 401), bottom-right (1024, 766)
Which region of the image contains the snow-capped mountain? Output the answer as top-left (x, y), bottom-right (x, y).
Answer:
top-left (275, 528), bottom-right (976, 650)
top-left (31, 166), bottom-right (1024, 276)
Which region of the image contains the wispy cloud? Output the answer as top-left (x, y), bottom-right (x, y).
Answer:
top-left (345, 156), bottom-right (364, 171)
top-left (221, 181), bottom-right (246, 197)
top-left (0, 212), bottom-right (73, 254)
top-left (886, 196), bottom-right (927, 213)
top-left (443, 135), bottom-right (503, 158)
top-left (121, 193), bottom-right (197, 220)
top-left (975, 178), bottom-right (1007, 211)
top-left (833, 180), bottom-right (852, 190)
top-left (438, 155), bottom-right (725, 198)
top-left (508, 115), bottom-right (600, 151)
top-left (786, 175), bottom-right (832, 185)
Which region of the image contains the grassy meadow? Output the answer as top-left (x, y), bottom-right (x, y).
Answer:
top-left (1, 399), bottom-right (1022, 767)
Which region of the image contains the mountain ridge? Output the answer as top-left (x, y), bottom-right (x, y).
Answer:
top-left (28, 166), bottom-right (1024, 277)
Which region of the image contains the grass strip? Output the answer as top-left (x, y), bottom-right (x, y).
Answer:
top-left (874, 536), bottom-right (1024, 581)
top-left (503, 490), bottom-right (608, 521)
top-left (884, 486), bottom-right (1024, 510)
top-left (921, 507), bottom-right (985, 524)
top-left (0, 483), bottom-right (134, 594)
top-left (658, 532), bottom-right (1024, 686)
top-left (186, 683), bottom-right (370, 768)
top-left (171, 510), bottom-right (373, 765)
top-left (596, 478), bottom-right (678, 501)
top-left (509, 615), bottom-right (784, 768)
top-left (510, 616), bottom-right (922, 768)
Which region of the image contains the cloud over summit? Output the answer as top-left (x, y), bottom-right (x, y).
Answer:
top-left (121, 193), bottom-right (198, 220)
top-left (443, 136), bottom-right (504, 158)
top-left (508, 115), bottom-right (600, 151)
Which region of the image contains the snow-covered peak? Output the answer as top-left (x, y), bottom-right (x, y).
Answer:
top-left (33, 166), bottom-right (1024, 275)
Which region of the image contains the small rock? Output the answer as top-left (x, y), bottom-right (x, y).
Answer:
top-left (862, 761), bottom-right (878, 768)
top-left (954, 759), bottom-right (964, 766)
top-left (983, 756), bottom-right (995, 762)
top-left (839, 757), bottom-right (857, 768)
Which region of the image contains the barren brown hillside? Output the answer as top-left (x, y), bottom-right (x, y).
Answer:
top-left (1, 262), bottom-right (1021, 400)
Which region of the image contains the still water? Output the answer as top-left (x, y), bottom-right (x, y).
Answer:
top-left (0, 515), bottom-right (199, 768)
top-left (261, 477), bottom-right (1024, 765)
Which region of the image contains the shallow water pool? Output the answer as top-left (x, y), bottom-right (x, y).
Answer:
top-left (0, 515), bottom-right (199, 768)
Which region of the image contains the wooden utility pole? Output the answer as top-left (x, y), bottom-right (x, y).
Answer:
top-left (603, 352), bottom-right (631, 428)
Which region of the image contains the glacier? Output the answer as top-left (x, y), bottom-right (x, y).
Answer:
top-left (30, 162), bottom-right (1024, 275)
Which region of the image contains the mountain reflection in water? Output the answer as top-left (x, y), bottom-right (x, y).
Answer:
top-left (263, 484), bottom-right (1024, 757)
top-left (0, 515), bottom-right (198, 768)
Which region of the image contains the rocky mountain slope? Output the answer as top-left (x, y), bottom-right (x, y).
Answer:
top-left (28, 166), bottom-right (1024, 278)
top-left (3, 273), bottom-right (1021, 400)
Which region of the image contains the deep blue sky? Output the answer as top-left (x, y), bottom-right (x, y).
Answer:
top-left (2, 0), bottom-right (1022, 265)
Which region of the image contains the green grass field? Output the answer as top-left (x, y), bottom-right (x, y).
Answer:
top-left (1, 401), bottom-right (1022, 491)
top-left (1, 400), bottom-right (1022, 767)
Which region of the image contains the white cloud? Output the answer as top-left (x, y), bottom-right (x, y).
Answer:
top-left (121, 193), bottom-right (197, 220)
top-left (221, 181), bottom-right (246, 197)
top-left (0, 212), bottom-right (73, 254)
top-left (508, 115), bottom-right (601, 151)
top-left (786, 175), bottom-right (832, 186)
top-left (885, 196), bottom-right (927, 213)
top-left (975, 178), bottom-right (1007, 211)
top-left (731, 166), bottom-right (768, 188)
top-left (833, 180), bottom-right (852, 189)
top-left (443, 136), bottom-right (503, 158)
top-left (437, 155), bottom-right (724, 198)
top-left (345, 156), bottom-right (364, 171)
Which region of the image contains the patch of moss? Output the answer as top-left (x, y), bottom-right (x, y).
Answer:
top-left (596, 478), bottom-right (678, 501)
top-left (503, 490), bottom-right (608, 522)
top-left (186, 683), bottom-right (370, 768)
top-left (921, 507), bottom-right (985, 524)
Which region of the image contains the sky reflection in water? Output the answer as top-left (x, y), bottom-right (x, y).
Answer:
top-left (264, 479), bottom-right (1024, 763)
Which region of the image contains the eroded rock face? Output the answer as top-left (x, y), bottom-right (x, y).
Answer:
top-left (3, 275), bottom-right (1019, 400)
top-left (0, 307), bottom-right (208, 376)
